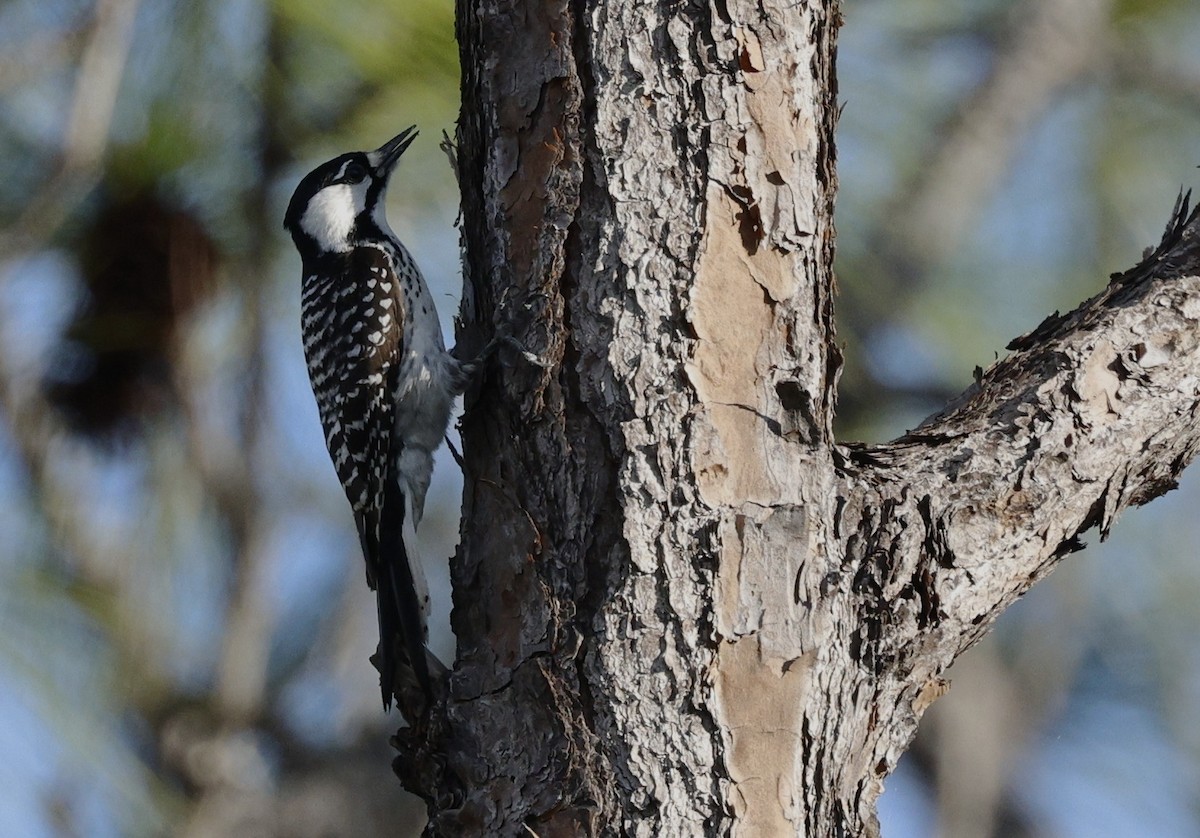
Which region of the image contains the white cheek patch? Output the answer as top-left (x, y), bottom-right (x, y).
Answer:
top-left (300, 182), bottom-right (368, 252)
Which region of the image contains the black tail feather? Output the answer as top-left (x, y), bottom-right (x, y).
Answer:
top-left (373, 563), bottom-right (399, 710)
top-left (377, 477), bottom-right (432, 709)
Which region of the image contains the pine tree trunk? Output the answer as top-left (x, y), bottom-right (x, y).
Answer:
top-left (388, 0), bottom-right (1200, 833)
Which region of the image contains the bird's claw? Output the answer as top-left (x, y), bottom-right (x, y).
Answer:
top-left (497, 335), bottom-right (551, 368)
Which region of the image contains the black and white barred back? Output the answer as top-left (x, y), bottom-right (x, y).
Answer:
top-left (285, 128), bottom-right (464, 709)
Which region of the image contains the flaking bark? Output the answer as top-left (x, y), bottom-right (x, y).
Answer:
top-left (388, 0), bottom-right (1200, 833)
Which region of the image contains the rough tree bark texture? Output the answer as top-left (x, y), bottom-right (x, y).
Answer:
top-left (389, 0), bottom-right (1200, 834)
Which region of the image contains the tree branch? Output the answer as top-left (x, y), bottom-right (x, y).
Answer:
top-left (841, 189), bottom-right (1200, 686)
top-left (797, 193), bottom-right (1200, 828)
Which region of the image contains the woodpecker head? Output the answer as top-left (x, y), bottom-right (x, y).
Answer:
top-left (284, 126), bottom-right (418, 262)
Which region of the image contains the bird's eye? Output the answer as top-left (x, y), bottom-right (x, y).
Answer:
top-left (342, 162), bottom-right (368, 184)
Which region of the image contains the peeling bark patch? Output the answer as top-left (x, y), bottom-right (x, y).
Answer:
top-left (736, 27), bottom-right (765, 73)
top-left (688, 186), bottom-right (790, 506)
top-left (715, 636), bottom-right (811, 836)
top-left (498, 77), bottom-right (574, 280)
top-left (714, 501), bottom-right (840, 834)
top-left (1073, 339), bottom-right (1122, 428)
top-left (714, 507), bottom-right (810, 652)
top-left (687, 184), bottom-right (833, 506)
top-left (690, 185), bottom-right (775, 399)
top-left (912, 677), bottom-right (949, 716)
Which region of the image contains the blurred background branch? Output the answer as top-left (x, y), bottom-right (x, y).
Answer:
top-left (0, 0), bottom-right (1197, 836)
top-left (881, 0), bottom-right (1111, 277)
top-left (3, 0), bottom-right (140, 254)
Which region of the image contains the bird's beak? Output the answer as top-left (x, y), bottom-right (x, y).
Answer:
top-left (371, 126), bottom-right (419, 176)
